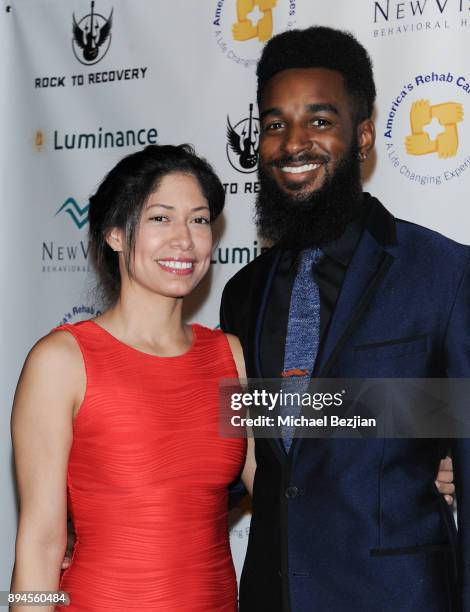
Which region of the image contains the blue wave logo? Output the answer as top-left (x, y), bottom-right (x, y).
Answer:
top-left (55, 198), bottom-right (89, 229)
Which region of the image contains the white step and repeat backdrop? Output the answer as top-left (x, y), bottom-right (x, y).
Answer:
top-left (2, 0), bottom-right (469, 589)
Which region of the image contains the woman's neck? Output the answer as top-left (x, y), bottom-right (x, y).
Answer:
top-left (95, 284), bottom-right (192, 356)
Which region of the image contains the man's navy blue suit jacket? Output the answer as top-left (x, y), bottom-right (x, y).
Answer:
top-left (220, 196), bottom-right (470, 612)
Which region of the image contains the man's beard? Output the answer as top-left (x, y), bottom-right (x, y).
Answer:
top-left (255, 139), bottom-right (364, 249)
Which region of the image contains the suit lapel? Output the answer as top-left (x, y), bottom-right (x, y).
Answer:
top-left (252, 249), bottom-right (282, 378)
top-left (314, 198), bottom-right (398, 378)
top-left (313, 234), bottom-right (395, 377)
top-left (251, 248), bottom-right (289, 463)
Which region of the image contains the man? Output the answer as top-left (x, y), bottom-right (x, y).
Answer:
top-left (221, 27), bottom-right (470, 611)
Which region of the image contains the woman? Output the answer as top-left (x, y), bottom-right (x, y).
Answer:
top-left (11, 144), bottom-right (253, 611)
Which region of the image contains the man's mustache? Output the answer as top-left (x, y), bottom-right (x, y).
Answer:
top-left (268, 153), bottom-right (330, 169)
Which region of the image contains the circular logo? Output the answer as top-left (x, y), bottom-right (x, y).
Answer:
top-left (72, 3), bottom-right (113, 66)
top-left (226, 105), bottom-right (260, 174)
top-left (212, 0), bottom-right (297, 69)
top-left (383, 71), bottom-right (469, 187)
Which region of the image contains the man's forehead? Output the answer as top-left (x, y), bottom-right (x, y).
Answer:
top-left (259, 67), bottom-right (348, 106)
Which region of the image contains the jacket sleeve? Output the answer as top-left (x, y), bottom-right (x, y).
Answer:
top-left (445, 254), bottom-right (470, 610)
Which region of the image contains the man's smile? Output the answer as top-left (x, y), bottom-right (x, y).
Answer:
top-left (281, 162), bottom-right (321, 174)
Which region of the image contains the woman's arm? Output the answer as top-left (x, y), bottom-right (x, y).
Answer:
top-left (240, 436), bottom-right (256, 497)
top-left (10, 331), bottom-right (84, 611)
top-left (225, 334), bottom-right (256, 496)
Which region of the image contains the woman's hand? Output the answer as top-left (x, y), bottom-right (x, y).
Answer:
top-left (435, 455), bottom-right (455, 506)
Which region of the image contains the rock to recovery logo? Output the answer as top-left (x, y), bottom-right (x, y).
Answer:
top-left (34, 1), bottom-right (149, 90)
top-left (227, 103), bottom-right (260, 173)
top-left (73, 1), bottom-right (113, 65)
top-left (213, 0), bottom-right (297, 68)
top-left (383, 70), bottom-right (469, 186)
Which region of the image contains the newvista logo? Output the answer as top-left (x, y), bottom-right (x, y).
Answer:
top-left (56, 198), bottom-right (90, 229)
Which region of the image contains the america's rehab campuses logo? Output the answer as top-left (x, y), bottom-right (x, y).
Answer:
top-left (213, 0), bottom-right (297, 68)
top-left (232, 0), bottom-right (277, 42)
top-left (59, 305), bottom-right (103, 326)
top-left (226, 103), bottom-right (260, 173)
top-left (405, 100), bottom-right (463, 158)
top-left (383, 70), bottom-right (469, 186)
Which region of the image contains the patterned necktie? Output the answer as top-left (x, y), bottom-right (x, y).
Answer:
top-left (280, 248), bottom-right (323, 451)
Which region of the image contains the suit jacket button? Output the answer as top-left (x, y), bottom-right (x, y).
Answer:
top-left (285, 486), bottom-right (299, 499)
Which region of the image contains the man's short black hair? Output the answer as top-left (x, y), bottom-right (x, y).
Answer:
top-left (257, 26), bottom-right (376, 122)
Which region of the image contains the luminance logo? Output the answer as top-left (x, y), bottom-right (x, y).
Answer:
top-left (72, 1), bottom-right (113, 66)
top-left (226, 104), bottom-right (260, 174)
top-left (56, 198), bottom-right (90, 229)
